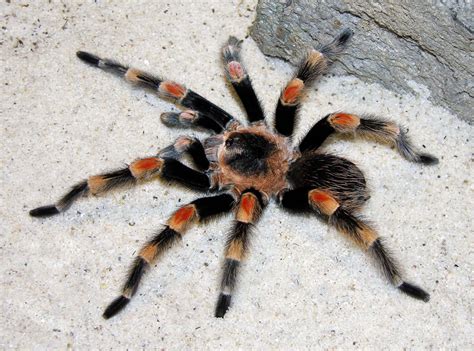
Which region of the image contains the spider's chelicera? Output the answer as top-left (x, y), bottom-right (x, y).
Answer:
top-left (30, 30), bottom-right (438, 319)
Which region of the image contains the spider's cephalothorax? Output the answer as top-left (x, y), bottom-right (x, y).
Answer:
top-left (30, 30), bottom-right (438, 319)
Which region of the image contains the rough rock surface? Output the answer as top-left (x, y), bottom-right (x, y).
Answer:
top-left (250, 0), bottom-right (473, 123)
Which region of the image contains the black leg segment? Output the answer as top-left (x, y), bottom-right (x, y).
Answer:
top-left (222, 36), bottom-right (265, 123)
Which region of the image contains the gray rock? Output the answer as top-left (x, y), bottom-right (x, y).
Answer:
top-left (250, 0), bottom-right (473, 123)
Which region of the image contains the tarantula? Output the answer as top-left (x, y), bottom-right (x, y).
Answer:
top-left (30, 29), bottom-right (437, 319)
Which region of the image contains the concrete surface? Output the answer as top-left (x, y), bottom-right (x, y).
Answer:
top-left (1, 1), bottom-right (472, 349)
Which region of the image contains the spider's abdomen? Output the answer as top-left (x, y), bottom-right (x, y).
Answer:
top-left (287, 152), bottom-right (369, 211)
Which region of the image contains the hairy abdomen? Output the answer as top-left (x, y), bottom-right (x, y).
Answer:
top-left (288, 152), bottom-right (369, 211)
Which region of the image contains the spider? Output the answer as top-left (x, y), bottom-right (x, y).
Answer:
top-left (30, 29), bottom-right (438, 319)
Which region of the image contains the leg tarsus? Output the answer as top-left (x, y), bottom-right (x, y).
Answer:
top-left (215, 293), bottom-right (232, 318)
top-left (103, 295), bottom-right (130, 319)
top-left (29, 205), bottom-right (60, 217)
top-left (398, 282), bottom-right (430, 302)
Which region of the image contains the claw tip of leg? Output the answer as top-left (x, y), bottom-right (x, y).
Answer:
top-left (419, 154), bottom-right (439, 165)
top-left (29, 205), bottom-right (59, 217)
top-left (103, 295), bottom-right (130, 320)
top-left (76, 51), bottom-right (100, 66)
top-left (214, 293), bottom-right (231, 318)
top-left (399, 282), bottom-right (430, 302)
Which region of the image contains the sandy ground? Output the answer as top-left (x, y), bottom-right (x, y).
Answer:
top-left (1, 1), bottom-right (472, 349)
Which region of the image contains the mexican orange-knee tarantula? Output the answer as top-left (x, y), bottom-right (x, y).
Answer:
top-left (30, 29), bottom-right (437, 319)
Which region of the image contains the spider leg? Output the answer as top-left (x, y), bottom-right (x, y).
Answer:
top-left (76, 51), bottom-right (235, 130)
top-left (160, 110), bottom-right (223, 134)
top-left (103, 193), bottom-right (236, 319)
top-left (299, 113), bottom-right (438, 165)
top-left (280, 188), bottom-right (430, 302)
top-left (215, 189), bottom-right (265, 318)
top-left (30, 154), bottom-right (211, 217)
top-left (222, 37), bottom-right (265, 123)
top-left (274, 29), bottom-right (352, 137)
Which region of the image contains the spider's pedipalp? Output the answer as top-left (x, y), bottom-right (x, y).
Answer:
top-left (274, 29), bottom-right (352, 137)
top-left (222, 36), bottom-right (265, 123)
top-left (299, 113), bottom-right (439, 164)
top-left (158, 136), bottom-right (210, 171)
top-left (215, 189), bottom-right (265, 318)
top-left (370, 239), bottom-right (430, 302)
top-left (76, 51), bottom-right (235, 130)
top-left (160, 110), bottom-right (223, 133)
top-left (280, 187), bottom-right (430, 302)
top-left (103, 193), bottom-right (236, 319)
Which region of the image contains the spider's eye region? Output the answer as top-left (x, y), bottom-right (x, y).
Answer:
top-left (225, 137), bottom-right (234, 148)
top-left (223, 132), bottom-right (276, 175)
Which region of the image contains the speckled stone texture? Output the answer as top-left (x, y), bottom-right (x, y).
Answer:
top-left (250, 0), bottom-right (474, 123)
top-left (1, 1), bottom-right (472, 349)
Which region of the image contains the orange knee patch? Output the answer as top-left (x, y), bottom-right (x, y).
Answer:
top-left (129, 157), bottom-right (163, 179)
top-left (159, 81), bottom-right (186, 99)
top-left (168, 205), bottom-right (196, 232)
top-left (329, 113), bottom-right (360, 132)
top-left (227, 61), bottom-right (245, 82)
top-left (281, 78), bottom-right (304, 105)
top-left (236, 193), bottom-right (259, 223)
top-left (308, 189), bottom-right (340, 215)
